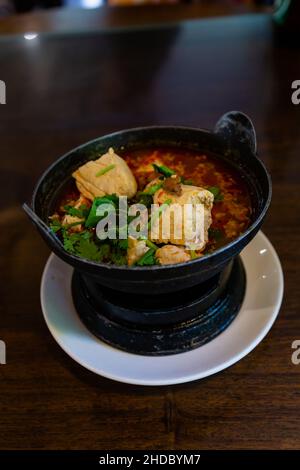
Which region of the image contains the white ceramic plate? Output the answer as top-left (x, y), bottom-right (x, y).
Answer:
top-left (41, 231), bottom-right (284, 386)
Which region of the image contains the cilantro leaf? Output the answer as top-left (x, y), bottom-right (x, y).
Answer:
top-left (63, 204), bottom-right (89, 219)
top-left (76, 237), bottom-right (102, 261)
top-left (117, 239), bottom-right (128, 250)
top-left (97, 243), bottom-right (111, 261)
top-left (207, 186), bottom-right (224, 201)
top-left (110, 248), bottom-right (127, 266)
top-left (49, 218), bottom-right (62, 233)
top-left (62, 231), bottom-right (82, 254)
top-left (61, 230), bottom-right (100, 261)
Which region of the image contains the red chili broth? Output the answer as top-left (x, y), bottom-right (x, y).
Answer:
top-left (122, 148), bottom-right (252, 252)
top-left (54, 147), bottom-right (252, 254)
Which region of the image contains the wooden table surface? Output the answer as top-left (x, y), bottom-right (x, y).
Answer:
top-left (0, 3), bottom-right (266, 35)
top-left (0, 8), bottom-right (300, 450)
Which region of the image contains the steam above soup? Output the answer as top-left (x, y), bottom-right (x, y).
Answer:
top-left (49, 147), bottom-right (251, 266)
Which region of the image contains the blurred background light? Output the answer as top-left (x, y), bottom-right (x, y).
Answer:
top-left (65, 0), bottom-right (103, 8)
top-left (24, 32), bottom-right (38, 40)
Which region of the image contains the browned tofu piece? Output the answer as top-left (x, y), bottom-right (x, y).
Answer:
top-left (156, 245), bottom-right (191, 265)
top-left (73, 148), bottom-right (137, 201)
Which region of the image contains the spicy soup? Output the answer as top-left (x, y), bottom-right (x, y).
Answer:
top-left (123, 148), bottom-right (251, 253)
top-left (51, 147), bottom-right (252, 265)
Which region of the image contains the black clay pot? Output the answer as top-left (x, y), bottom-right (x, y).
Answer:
top-left (24, 111), bottom-right (271, 295)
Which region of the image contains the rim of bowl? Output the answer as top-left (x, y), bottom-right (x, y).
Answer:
top-left (31, 125), bottom-right (272, 271)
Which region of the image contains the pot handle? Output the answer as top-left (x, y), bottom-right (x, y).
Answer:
top-left (214, 111), bottom-right (257, 155)
top-left (23, 203), bottom-right (63, 252)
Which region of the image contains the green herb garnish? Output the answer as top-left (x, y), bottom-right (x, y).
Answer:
top-left (62, 232), bottom-right (78, 254)
top-left (142, 182), bottom-right (163, 195)
top-left (145, 239), bottom-right (159, 251)
top-left (181, 178), bottom-right (194, 185)
top-left (112, 238), bottom-right (128, 250)
top-left (110, 247), bottom-right (127, 266)
top-left (62, 231), bottom-right (92, 258)
top-left (207, 186), bottom-right (224, 201)
top-left (49, 219), bottom-right (62, 233)
top-left (85, 194), bottom-right (118, 228)
top-left (118, 239), bottom-right (128, 250)
top-left (50, 218), bottom-right (83, 233)
top-left (97, 243), bottom-right (111, 260)
top-left (136, 248), bottom-right (157, 266)
top-left (61, 230), bottom-right (112, 262)
top-left (136, 192), bottom-right (153, 208)
top-left (152, 163), bottom-right (176, 178)
top-left (63, 204), bottom-right (89, 219)
top-left (95, 164), bottom-right (115, 177)
top-left (76, 236), bottom-right (103, 261)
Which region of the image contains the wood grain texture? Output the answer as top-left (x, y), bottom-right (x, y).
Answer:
top-left (0, 11), bottom-right (299, 450)
top-left (0, 3), bottom-right (266, 35)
